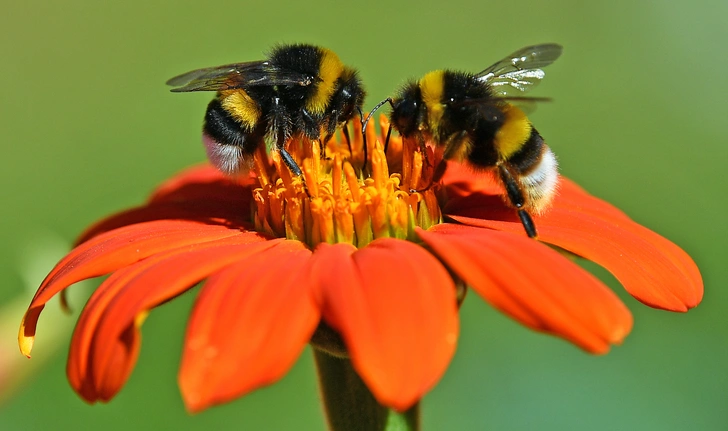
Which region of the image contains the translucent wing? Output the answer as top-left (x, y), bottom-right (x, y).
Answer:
top-left (476, 43), bottom-right (563, 98)
top-left (166, 60), bottom-right (315, 92)
top-left (451, 96), bottom-right (551, 115)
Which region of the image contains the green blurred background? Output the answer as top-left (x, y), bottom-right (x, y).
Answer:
top-left (1, 0), bottom-right (725, 429)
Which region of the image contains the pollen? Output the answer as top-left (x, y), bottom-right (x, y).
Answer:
top-left (250, 116), bottom-right (443, 249)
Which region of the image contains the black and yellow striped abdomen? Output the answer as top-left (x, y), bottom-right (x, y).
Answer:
top-left (218, 89), bottom-right (261, 131)
top-left (500, 124), bottom-right (559, 214)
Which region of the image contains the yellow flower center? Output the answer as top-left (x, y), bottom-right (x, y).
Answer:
top-left (250, 117), bottom-right (443, 249)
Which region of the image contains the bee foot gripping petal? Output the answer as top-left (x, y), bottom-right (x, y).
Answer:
top-left (518, 209), bottom-right (538, 238)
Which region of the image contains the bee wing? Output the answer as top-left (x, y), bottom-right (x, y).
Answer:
top-left (476, 43), bottom-right (562, 97)
top-left (166, 60), bottom-right (315, 92)
top-left (502, 97), bottom-right (544, 115)
top-left (451, 96), bottom-right (550, 115)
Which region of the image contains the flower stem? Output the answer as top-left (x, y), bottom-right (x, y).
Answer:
top-left (313, 348), bottom-right (420, 431)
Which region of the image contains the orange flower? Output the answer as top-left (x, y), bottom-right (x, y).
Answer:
top-left (18, 117), bottom-right (702, 413)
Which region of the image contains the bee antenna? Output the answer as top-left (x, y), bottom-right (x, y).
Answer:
top-left (362, 98), bottom-right (394, 130)
top-left (360, 98), bottom-right (394, 174)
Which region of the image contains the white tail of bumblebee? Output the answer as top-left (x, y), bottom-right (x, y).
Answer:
top-left (520, 146), bottom-right (559, 214)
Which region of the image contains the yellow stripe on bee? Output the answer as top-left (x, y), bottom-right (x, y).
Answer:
top-left (419, 70), bottom-right (446, 137)
top-left (220, 90), bottom-right (260, 129)
top-left (306, 48), bottom-right (344, 114)
top-left (494, 104), bottom-right (532, 159)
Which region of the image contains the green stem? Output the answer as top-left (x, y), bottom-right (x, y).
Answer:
top-left (313, 348), bottom-right (420, 431)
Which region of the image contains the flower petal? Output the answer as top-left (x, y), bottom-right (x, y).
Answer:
top-left (19, 221), bottom-right (259, 357)
top-left (67, 236), bottom-right (287, 403)
top-left (179, 243), bottom-right (317, 413)
top-left (441, 162), bottom-right (503, 201)
top-left (148, 164), bottom-right (254, 206)
top-left (76, 165), bottom-right (255, 244)
top-left (446, 177), bottom-right (702, 311)
top-left (444, 170), bottom-right (630, 222)
top-left (311, 239), bottom-right (459, 411)
top-left (76, 202), bottom-right (250, 245)
top-left (418, 224), bottom-right (633, 354)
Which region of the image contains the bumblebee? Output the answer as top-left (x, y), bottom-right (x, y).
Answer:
top-left (384, 43), bottom-right (562, 238)
top-left (166, 44), bottom-right (365, 177)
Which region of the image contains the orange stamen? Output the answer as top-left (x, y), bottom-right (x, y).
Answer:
top-left (250, 116), bottom-right (442, 248)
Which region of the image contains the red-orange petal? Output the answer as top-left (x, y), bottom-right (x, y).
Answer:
top-left (77, 165), bottom-right (254, 244)
top-left (310, 239), bottom-right (459, 411)
top-left (67, 237), bottom-right (286, 403)
top-left (443, 169), bottom-right (631, 223)
top-left (418, 224), bottom-right (633, 354)
top-left (445, 178), bottom-right (702, 312)
top-left (19, 221), bottom-right (260, 357)
top-left (76, 202), bottom-right (250, 245)
top-left (179, 243), bottom-right (317, 413)
top-left (148, 164), bottom-right (254, 204)
top-left (148, 164), bottom-right (254, 206)
top-left (440, 162), bottom-right (503, 201)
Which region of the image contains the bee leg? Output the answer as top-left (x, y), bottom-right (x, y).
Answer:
top-left (415, 135), bottom-right (434, 178)
top-left (279, 146), bottom-right (312, 197)
top-left (409, 129), bottom-right (460, 193)
top-left (318, 138), bottom-right (326, 157)
top-left (517, 210), bottom-right (538, 239)
top-left (405, 135), bottom-right (432, 194)
top-left (279, 146), bottom-right (303, 177)
top-left (383, 123), bottom-right (393, 156)
top-left (409, 161), bottom-right (447, 194)
top-left (497, 164), bottom-right (538, 239)
top-left (319, 134), bottom-right (334, 161)
top-left (275, 131), bottom-right (311, 196)
top-left (341, 123), bottom-right (353, 157)
top-left (355, 107), bottom-right (370, 172)
top-left (318, 136), bottom-right (335, 162)
top-left (429, 130), bottom-right (469, 188)
top-left (431, 160), bottom-right (448, 184)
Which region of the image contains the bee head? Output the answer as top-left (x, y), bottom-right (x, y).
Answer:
top-left (339, 69), bottom-right (366, 123)
top-left (390, 82), bottom-right (423, 137)
top-left (326, 68), bottom-right (366, 134)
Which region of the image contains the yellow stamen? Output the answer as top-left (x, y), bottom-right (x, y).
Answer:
top-left (250, 117), bottom-right (443, 249)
